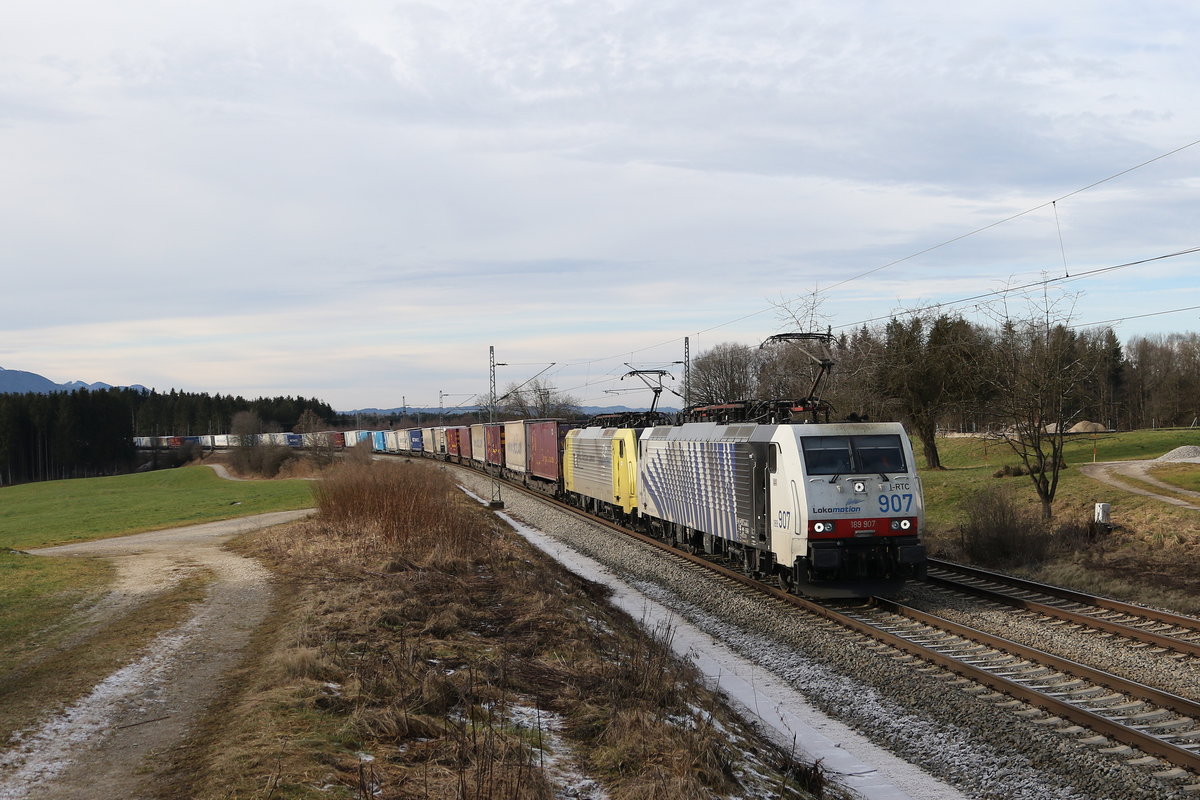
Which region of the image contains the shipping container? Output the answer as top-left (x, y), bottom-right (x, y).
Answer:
top-left (485, 423), bottom-right (505, 467)
top-left (301, 431), bottom-right (343, 449)
top-left (433, 427), bottom-right (448, 455)
top-left (504, 420), bottom-right (528, 474)
top-left (286, 433), bottom-right (303, 448)
top-left (447, 426), bottom-right (471, 460)
top-left (470, 424), bottom-right (486, 463)
top-left (526, 420), bottom-right (571, 482)
top-left (407, 428), bottom-right (424, 452)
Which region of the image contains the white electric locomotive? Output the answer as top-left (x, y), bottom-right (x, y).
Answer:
top-left (635, 421), bottom-right (925, 597)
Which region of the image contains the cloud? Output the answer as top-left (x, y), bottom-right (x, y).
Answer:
top-left (2, 0), bottom-right (1198, 409)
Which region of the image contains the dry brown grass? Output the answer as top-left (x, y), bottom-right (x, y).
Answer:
top-left (165, 461), bottom-right (828, 800)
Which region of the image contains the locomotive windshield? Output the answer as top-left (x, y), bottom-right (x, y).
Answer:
top-left (801, 434), bottom-right (906, 475)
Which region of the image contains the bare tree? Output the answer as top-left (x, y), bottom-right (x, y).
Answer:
top-left (686, 342), bottom-right (757, 405)
top-left (981, 291), bottom-right (1097, 519)
top-left (499, 378), bottom-right (580, 419)
top-left (294, 408), bottom-right (334, 467)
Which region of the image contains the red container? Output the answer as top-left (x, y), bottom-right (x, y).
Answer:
top-left (527, 420), bottom-right (568, 481)
top-left (485, 423), bottom-right (505, 467)
top-left (446, 426), bottom-right (471, 459)
top-left (330, 431), bottom-right (345, 448)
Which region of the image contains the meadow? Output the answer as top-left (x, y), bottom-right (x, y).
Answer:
top-left (919, 428), bottom-right (1200, 611)
top-left (0, 466), bottom-right (313, 675)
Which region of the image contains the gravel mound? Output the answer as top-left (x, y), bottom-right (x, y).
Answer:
top-left (1157, 445), bottom-right (1200, 461)
top-left (1069, 420), bottom-right (1107, 433)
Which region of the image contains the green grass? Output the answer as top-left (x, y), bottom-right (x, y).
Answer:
top-left (0, 550), bottom-right (112, 670)
top-left (0, 466), bottom-right (314, 685)
top-left (1146, 462), bottom-right (1200, 493)
top-left (0, 466), bottom-right (315, 551)
top-left (920, 429), bottom-right (1200, 534)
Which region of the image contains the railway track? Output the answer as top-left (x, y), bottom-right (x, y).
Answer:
top-left (925, 558), bottom-right (1200, 659)
top-left (472, 471), bottom-right (1200, 783)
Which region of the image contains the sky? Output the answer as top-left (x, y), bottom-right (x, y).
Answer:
top-left (2, 1), bottom-right (1198, 412)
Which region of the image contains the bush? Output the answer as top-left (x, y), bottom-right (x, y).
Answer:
top-left (959, 487), bottom-right (1093, 568)
top-left (229, 443), bottom-right (299, 478)
top-left (959, 487), bottom-right (1049, 567)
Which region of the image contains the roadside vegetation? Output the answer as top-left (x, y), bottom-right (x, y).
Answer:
top-left (167, 461), bottom-right (833, 800)
top-left (920, 429), bottom-right (1200, 613)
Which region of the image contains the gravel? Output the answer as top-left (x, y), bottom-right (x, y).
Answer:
top-left (1157, 446), bottom-right (1200, 462)
top-left (899, 582), bottom-right (1200, 700)
top-left (453, 466), bottom-right (1200, 800)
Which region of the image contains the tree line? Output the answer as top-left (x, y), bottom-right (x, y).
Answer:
top-left (0, 388), bottom-right (337, 486)
top-left (687, 312), bottom-right (1200, 518)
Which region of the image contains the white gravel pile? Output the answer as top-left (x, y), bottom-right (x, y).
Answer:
top-left (452, 466), bottom-right (1196, 800)
top-left (1157, 446), bottom-right (1200, 462)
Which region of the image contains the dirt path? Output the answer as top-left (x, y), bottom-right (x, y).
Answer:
top-left (0, 509), bottom-right (312, 800)
top-left (1078, 460), bottom-right (1200, 510)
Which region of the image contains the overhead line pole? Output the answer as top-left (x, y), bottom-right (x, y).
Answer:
top-left (489, 346), bottom-right (504, 509)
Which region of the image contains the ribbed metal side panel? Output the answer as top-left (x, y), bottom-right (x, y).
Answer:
top-left (639, 439), bottom-right (759, 544)
top-left (566, 434), bottom-right (613, 503)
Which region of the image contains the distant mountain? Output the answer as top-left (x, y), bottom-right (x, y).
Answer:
top-left (0, 366), bottom-right (146, 395)
top-left (0, 367), bottom-right (61, 394)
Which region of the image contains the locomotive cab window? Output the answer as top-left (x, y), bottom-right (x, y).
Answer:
top-left (801, 434), bottom-right (906, 475)
top-left (800, 436), bottom-right (852, 475)
top-left (768, 444), bottom-right (778, 473)
top-left (855, 434), bottom-right (906, 473)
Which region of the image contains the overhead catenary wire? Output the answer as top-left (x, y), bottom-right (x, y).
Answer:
top-left (544, 137), bottom-right (1200, 372)
top-left (1069, 304), bottom-right (1200, 330)
top-left (830, 245), bottom-right (1200, 332)
top-left (443, 139), bottom-right (1200, 408)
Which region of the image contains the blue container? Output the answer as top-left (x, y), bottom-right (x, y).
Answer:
top-left (372, 431), bottom-right (388, 451)
top-left (408, 429), bottom-right (423, 451)
top-left (286, 433), bottom-right (303, 448)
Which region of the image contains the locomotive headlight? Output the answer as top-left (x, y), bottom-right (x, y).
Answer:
top-left (812, 521), bottom-right (830, 533)
top-left (853, 481), bottom-right (866, 492)
top-left (900, 519), bottom-right (912, 530)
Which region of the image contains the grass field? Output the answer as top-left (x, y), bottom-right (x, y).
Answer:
top-left (1147, 462), bottom-right (1200, 493)
top-left (0, 465), bottom-right (314, 672)
top-left (920, 429), bottom-right (1200, 611)
top-left (918, 429), bottom-right (1200, 530)
top-left (0, 465), bottom-right (315, 551)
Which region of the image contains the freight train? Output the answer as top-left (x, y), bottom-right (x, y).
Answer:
top-left (136, 415), bottom-right (926, 597)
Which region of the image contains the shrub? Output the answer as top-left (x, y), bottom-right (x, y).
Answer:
top-left (959, 487), bottom-right (1049, 567)
top-left (959, 487), bottom-right (1093, 568)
